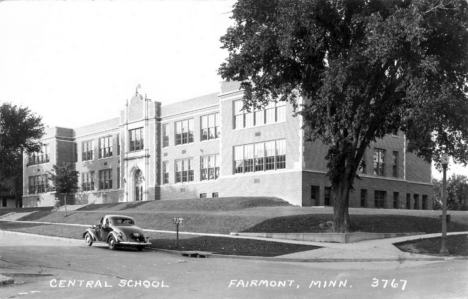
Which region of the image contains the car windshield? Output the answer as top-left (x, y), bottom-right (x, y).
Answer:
top-left (109, 217), bottom-right (135, 226)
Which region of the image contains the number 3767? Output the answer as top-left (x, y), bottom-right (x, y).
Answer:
top-left (372, 278), bottom-right (407, 291)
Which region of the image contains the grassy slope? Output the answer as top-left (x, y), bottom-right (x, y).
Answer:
top-left (15, 197), bottom-right (468, 234)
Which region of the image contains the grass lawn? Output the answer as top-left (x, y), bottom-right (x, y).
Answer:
top-left (0, 222), bottom-right (320, 257)
top-left (1, 197), bottom-right (467, 257)
top-left (395, 234), bottom-right (468, 256)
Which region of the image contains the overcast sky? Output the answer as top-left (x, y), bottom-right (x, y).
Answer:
top-left (0, 0), bottom-right (465, 178)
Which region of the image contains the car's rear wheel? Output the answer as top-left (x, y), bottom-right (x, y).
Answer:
top-left (85, 233), bottom-right (93, 246)
top-left (108, 236), bottom-right (117, 250)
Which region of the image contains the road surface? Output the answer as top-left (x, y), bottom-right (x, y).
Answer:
top-left (0, 232), bottom-right (467, 299)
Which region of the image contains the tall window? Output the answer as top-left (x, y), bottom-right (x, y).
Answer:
top-left (117, 167), bottom-right (120, 189)
top-left (375, 190), bottom-right (386, 208)
top-left (28, 175), bottom-right (48, 194)
top-left (233, 100), bottom-right (286, 129)
top-left (406, 193), bottom-right (411, 209)
top-left (117, 134), bottom-right (120, 156)
top-left (175, 119), bottom-right (194, 145)
top-left (163, 161), bottom-right (169, 184)
top-left (29, 144), bottom-right (50, 165)
top-left (324, 187), bottom-right (331, 206)
top-left (129, 128), bottom-right (144, 151)
top-left (99, 169), bottom-right (112, 190)
top-left (393, 192), bottom-right (399, 209)
top-left (311, 186), bottom-right (320, 205)
top-left (422, 195), bottom-right (428, 210)
top-left (175, 158), bottom-right (194, 183)
top-left (201, 155), bottom-right (220, 181)
top-left (373, 148), bottom-right (385, 176)
top-left (82, 172), bottom-right (95, 191)
top-left (413, 194), bottom-right (419, 210)
top-left (99, 136), bottom-right (112, 158)
top-left (201, 113), bottom-right (220, 141)
top-left (234, 139), bottom-right (286, 174)
top-left (82, 141), bottom-right (94, 161)
top-left (361, 189), bottom-right (367, 207)
top-left (392, 151), bottom-right (398, 177)
top-left (162, 124), bottom-right (169, 148)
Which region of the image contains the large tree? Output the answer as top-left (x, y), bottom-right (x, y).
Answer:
top-left (219, 0), bottom-right (468, 232)
top-left (0, 102), bottom-right (44, 207)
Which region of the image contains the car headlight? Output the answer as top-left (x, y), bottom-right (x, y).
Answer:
top-left (118, 232), bottom-right (124, 239)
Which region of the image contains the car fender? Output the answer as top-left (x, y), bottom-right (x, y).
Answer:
top-left (83, 228), bottom-right (98, 241)
top-left (107, 231), bottom-right (121, 243)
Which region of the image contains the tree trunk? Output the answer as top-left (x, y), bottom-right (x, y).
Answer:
top-left (332, 172), bottom-right (353, 233)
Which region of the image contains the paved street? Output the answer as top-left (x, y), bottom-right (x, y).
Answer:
top-left (0, 232), bottom-right (467, 299)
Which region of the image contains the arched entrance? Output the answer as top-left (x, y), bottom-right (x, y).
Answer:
top-left (134, 169), bottom-right (144, 201)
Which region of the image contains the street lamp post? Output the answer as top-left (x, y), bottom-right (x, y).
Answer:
top-left (440, 154), bottom-right (449, 255)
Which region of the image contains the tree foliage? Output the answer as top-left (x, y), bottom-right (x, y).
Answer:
top-left (433, 174), bottom-right (468, 210)
top-left (48, 163), bottom-right (79, 195)
top-left (0, 102), bottom-right (44, 207)
top-left (219, 0), bottom-right (468, 232)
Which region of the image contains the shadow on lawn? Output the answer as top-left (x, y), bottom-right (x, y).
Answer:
top-left (241, 214), bottom-right (468, 234)
top-left (149, 236), bottom-right (321, 257)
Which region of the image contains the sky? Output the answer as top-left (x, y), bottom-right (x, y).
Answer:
top-left (0, 0), bottom-right (466, 179)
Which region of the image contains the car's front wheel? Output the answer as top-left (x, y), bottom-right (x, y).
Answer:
top-left (85, 233), bottom-right (93, 246)
top-left (108, 236), bottom-right (117, 250)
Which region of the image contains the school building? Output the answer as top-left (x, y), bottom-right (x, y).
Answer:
top-left (22, 81), bottom-right (433, 209)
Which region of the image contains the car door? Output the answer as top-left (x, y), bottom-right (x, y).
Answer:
top-left (100, 217), bottom-right (112, 241)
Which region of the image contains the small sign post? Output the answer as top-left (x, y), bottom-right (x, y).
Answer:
top-left (173, 217), bottom-right (184, 249)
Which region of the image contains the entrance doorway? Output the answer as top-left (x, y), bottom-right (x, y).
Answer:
top-left (134, 170), bottom-right (143, 201)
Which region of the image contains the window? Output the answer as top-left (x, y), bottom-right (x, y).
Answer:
top-left (117, 167), bottom-right (120, 189)
top-left (201, 113), bottom-right (220, 141)
top-left (413, 194), bottom-right (419, 210)
top-left (201, 155), bottom-right (220, 181)
top-left (311, 186), bottom-right (320, 205)
top-left (82, 172), bottom-right (95, 191)
top-left (392, 151), bottom-right (398, 177)
top-left (233, 100), bottom-right (286, 129)
top-left (324, 187), bottom-right (331, 206)
top-left (175, 119), bottom-right (194, 145)
top-left (129, 128), bottom-right (144, 151)
top-left (212, 192), bottom-right (219, 198)
top-left (234, 139), bottom-right (286, 174)
top-left (117, 134), bottom-right (120, 156)
top-left (99, 136), bottom-right (112, 158)
top-left (163, 161), bottom-right (169, 184)
top-left (393, 192), bottom-right (399, 209)
top-left (82, 141), bottom-right (94, 161)
top-left (162, 124), bottom-right (169, 148)
top-left (29, 144), bottom-right (50, 165)
top-left (375, 191), bottom-right (386, 208)
top-left (175, 158), bottom-right (194, 183)
top-left (28, 175), bottom-right (48, 194)
top-left (99, 169), bottom-right (112, 190)
top-left (406, 193), bottom-right (411, 209)
top-left (361, 189), bottom-right (367, 207)
top-left (422, 195), bottom-right (428, 210)
top-left (275, 140), bottom-right (286, 169)
top-left (200, 193), bottom-right (207, 198)
top-left (373, 148), bottom-right (385, 176)
top-left (2, 198), bottom-right (6, 207)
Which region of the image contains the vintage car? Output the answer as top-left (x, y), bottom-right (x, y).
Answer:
top-left (83, 215), bottom-right (151, 251)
